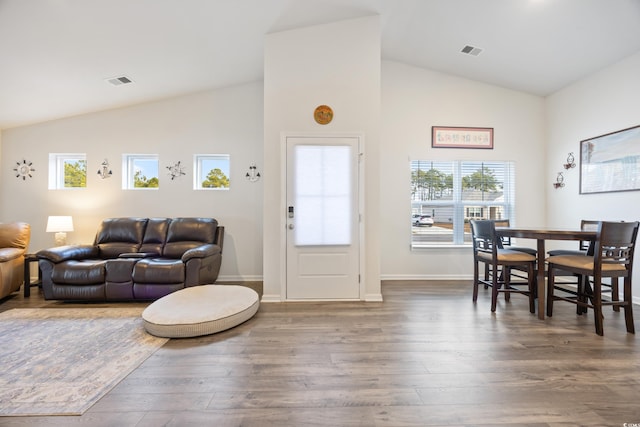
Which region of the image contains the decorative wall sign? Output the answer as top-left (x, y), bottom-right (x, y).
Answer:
top-left (432, 126), bottom-right (494, 149)
top-left (314, 105), bottom-right (333, 125)
top-left (166, 161), bottom-right (186, 180)
top-left (580, 124), bottom-right (640, 194)
top-left (13, 160), bottom-right (35, 180)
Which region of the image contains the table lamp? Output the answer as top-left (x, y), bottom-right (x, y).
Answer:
top-left (46, 216), bottom-right (74, 246)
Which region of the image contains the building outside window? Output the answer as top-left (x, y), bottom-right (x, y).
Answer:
top-left (411, 160), bottom-right (515, 248)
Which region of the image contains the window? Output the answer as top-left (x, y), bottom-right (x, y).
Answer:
top-left (48, 154), bottom-right (86, 189)
top-left (194, 154), bottom-right (230, 190)
top-left (122, 155), bottom-right (159, 189)
top-left (411, 160), bottom-right (515, 248)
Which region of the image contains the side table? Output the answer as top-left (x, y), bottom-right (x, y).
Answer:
top-left (23, 254), bottom-right (41, 297)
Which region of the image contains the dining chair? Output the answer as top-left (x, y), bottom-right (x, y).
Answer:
top-left (548, 220), bottom-right (621, 314)
top-left (546, 221), bottom-right (639, 336)
top-left (485, 219), bottom-right (536, 286)
top-left (470, 219), bottom-right (536, 313)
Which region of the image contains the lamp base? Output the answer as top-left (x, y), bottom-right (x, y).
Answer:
top-left (54, 232), bottom-right (67, 246)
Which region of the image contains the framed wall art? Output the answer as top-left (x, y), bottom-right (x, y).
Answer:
top-left (432, 126), bottom-right (493, 149)
top-left (579, 124), bottom-right (640, 194)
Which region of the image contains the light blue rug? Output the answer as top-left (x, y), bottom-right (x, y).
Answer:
top-left (0, 307), bottom-right (168, 416)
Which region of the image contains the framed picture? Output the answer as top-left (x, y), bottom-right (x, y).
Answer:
top-left (431, 126), bottom-right (493, 149)
top-left (579, 124), bottom-right (640, 194)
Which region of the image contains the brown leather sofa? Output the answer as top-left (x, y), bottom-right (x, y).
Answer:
top-left (0, 222), bottom-right (31, 300)
top-left (37, 217), bottom-right (224, 301)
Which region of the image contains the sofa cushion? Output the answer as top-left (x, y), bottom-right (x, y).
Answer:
top-left (140, 218), bottom-right (170, 254)
top-left (105, 258), bottom-right (138, 283)
top-left (51, 260), bottom-right (106, 284)
top-left (95, 218), bottom-right (148, 258)
top-left (133, 258), bottom-right (185, 284)
top-left (163, 218), bottom-right (217, 258)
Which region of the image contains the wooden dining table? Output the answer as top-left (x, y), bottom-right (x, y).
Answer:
top-left (496, 227), bottom-right (597, 319)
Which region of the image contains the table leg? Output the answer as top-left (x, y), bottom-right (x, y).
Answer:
top-left (536, 239), bottom-right (546, 319)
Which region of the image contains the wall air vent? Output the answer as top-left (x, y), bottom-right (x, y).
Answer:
top-left (460, 45), bottom-right (483, 56)
top-left (106, 75), bottom-right (134, 86)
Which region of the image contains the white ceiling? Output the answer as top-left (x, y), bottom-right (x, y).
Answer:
top-left (1, 0), bottom-right (640, 130)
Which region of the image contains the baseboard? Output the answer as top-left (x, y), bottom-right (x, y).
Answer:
top-left (216, 274), bottom-right (263, 282)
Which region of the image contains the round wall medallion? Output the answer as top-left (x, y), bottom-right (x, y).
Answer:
top-left (13, 159), bottom-right (35, 180)
top-left (314, 105), bottom-right (333, 125)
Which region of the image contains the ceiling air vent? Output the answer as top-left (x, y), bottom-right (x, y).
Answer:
top-left (460, 45), bottom-right (483, 56)
top-left (106, 75), bottom-right (134, 86)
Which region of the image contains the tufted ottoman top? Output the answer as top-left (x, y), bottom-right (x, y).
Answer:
top-left (142, 285), bottom-right (259, 338)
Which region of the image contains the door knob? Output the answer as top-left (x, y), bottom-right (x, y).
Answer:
top-left (288, 224), bottom-right (294, 230)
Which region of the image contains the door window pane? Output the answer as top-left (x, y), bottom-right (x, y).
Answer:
top-left (294, 145), bottom-right (352, 246)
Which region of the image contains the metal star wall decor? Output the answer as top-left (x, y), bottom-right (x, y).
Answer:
top-left (166, 161), bottom-right (186, 180)
top-left (13, 159), bottom-right (35, 180)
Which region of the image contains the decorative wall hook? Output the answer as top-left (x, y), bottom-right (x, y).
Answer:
top-left (553, 172), bottom-right (565, 188)
top-left (246, 163), bottom-right (261, 182)
top-left (97, 159), bottom-right (113, 179)
top-left (167, 161), bottom-right (186, 180)
top-left (563, 152), bottom-right (576, 169)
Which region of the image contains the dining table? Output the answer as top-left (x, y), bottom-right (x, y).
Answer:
top-left (496, 227), bottom-right (597, 319)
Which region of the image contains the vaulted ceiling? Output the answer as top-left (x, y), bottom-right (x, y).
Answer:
top-left (1, 0), bottom-right (639, 129)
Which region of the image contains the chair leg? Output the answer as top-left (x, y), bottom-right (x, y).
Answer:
top-left (546, 267), bottom-right (555, 317)
top-left (623, 277), bottom-right (635, 334)
top-left (491, 266), bottom-right (499, 312)
top-left (473, 261), bottom-right (480, 303)
top-left (528, 263), bottom-right (535, 314)
top-left (592, 280), bottom-right (604, 336)
top-left (504, 267), bottom-right (511, 302)
top-left (611, 277), bottom-right (620, 312)
top-left (576, 275), bottom-right (588, 315)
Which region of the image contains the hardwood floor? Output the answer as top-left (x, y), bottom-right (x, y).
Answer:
top-left (2, 280), bottom-right (640, 426)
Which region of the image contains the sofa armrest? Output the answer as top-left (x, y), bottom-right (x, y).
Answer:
top-left (182, 244), bottom-right (221, 262)
top-left (37, 245), bottom-right (99, 263)
top-left (0, 247), bottom-right (25, 262)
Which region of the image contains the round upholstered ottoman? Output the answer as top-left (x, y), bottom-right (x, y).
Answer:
top-left (142, 285), bottom-right (259, 338)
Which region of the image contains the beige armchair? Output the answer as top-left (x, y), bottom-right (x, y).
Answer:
top-left (0, 222), bottom-right (31, 300)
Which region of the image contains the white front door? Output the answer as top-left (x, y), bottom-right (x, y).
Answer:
top-left (285, 136), bottom-right (361, 300)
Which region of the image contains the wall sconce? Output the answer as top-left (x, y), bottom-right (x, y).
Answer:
top-left (46, 216), bottom-right (74, 246)
top-left (246, 163), bottom-right (261, 182)
top-left (97, 159), bottom-right (113, 179)
top-left (553, 172), bottom-right (565, 189)
top-left (563, 152), bottom-right (576, 169)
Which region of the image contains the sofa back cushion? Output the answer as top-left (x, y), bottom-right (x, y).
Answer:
top-left (163, 218), bottom-right (218, 258)
top-left (140, 218), bottom-right (170, 254)
top-left (0, 222), bottom-right (30, 250)
top-left (95, 218), bottom-right (148, 258)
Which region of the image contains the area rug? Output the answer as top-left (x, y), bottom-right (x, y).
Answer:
top-left (0, 307), bottom-right (168, 416)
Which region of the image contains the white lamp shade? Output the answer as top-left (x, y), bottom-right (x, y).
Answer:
top-left (46, 216), bottom-right (74, 233)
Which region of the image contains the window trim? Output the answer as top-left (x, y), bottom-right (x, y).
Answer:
top-left (48, 153), bottom-right (87, 190)
top-left (122, 154), bottom-right (160, 190)
top-left (193, 154), bottom-right (231, 190)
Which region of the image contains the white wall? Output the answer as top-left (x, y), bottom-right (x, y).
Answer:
top-left (0, 82), bottom-right (264, 281)
top-left (546, 51), bottom-right (640, 299)
top-left (380, 61), bottom-right (546, 279)
top-left (263, 16), bottom-right (382, 301)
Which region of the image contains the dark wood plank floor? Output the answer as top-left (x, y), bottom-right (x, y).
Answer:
top-left (2, 280), bottom-right (639, 426)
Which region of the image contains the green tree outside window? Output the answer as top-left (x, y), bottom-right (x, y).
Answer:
top-left (64, 160), bottom-right (86, 188)
top-left (202, 168), bottom-right (230, 188)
